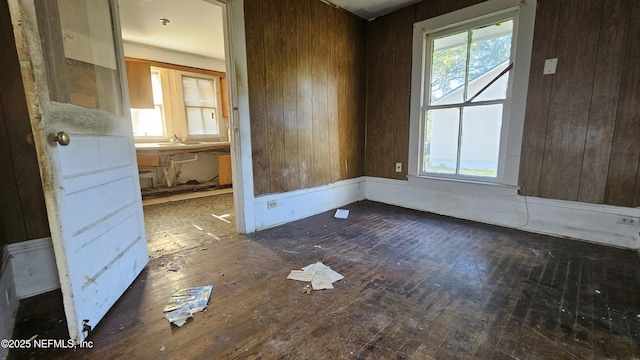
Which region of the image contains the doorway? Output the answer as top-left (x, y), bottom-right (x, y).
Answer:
top-left (118, 0), bottom-right (243, 234)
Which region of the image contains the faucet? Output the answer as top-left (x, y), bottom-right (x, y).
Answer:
top-left (173, 134), bottom-right (184, 142)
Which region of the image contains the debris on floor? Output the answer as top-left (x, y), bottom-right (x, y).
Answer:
top-left (168, 264), bottom-right (180, 272)
top-left (163, 285), bottom-right (213, 327)
top-left (287, 262), bottom-right (344, 290)
top-left (301, 286), bottom-right (312, 295)
top-left (334, 209), bottom-right (349, 219)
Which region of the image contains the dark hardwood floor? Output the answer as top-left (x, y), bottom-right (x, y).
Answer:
top-left (9, 196), bottom-right (640, 359)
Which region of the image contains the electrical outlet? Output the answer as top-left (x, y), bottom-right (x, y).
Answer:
top-left (395, 163), bottom-right (402, 173)
top-left (617, 216), bottom-right (640, 227)
top-left (267, 200), bottom-right (277, 209)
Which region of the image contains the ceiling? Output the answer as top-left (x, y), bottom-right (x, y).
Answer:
top-left (326, 0), bottom-right (420, 20)
top-left (117, 0), bottom-right (418, 62)
top-left (118, 0), bottom-right (225, 60)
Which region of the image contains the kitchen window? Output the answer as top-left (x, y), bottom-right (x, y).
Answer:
top-left (129, 66), bottom-right (225, 142)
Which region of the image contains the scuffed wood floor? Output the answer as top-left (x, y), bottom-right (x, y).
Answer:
top-left (9, 196), bottom-right (640, 359)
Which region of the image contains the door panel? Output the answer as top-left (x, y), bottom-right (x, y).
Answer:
top-left (8, 0), bottom-right (148, 342)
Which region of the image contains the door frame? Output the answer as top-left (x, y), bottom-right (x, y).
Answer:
top-left (207, 0), bottom-right (255, 234)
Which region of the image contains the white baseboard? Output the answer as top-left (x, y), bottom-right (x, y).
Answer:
top-left (1, 247), bottom-right (18, 360)
top-left (252, 177), bottom-right (367, 231)
top-left (365, 177), bottom-right (640, 249)
top-left (6, 238), bottom-right (60, 299)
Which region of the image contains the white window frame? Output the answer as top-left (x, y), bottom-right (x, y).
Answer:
top-left (408, 0), bottom-right (537, 189)
top-left (133, 67), bottom-right (224, 142)
top-left (168, 70), bottom-right (224, 141)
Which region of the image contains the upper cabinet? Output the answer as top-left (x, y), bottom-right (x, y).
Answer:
top-left (125, 60), bottom-right (154, 109)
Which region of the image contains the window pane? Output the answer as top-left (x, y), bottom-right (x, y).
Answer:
top-left (430, 31), bottom-right (468, 105)
top-left (424, 108), bottom-right (460, 174)
top-left (151, 71), bottom-right (163, 104)
top-left (183, 75), bottom-right (219, 136)
top-left (131, 106), bottom-right (164, 137)
top-left (186, 107), bottom-right (205, 135)
top-left (36, 0), bottom-right (123, 114)
top-left (459, 105), bottom-right (502, 177)
top-left (201, 108), bottom-right (218, 134)
top-left (183, 76), bottom-right (216, 107)
top-left (468, 20), bottom-right (513, 102)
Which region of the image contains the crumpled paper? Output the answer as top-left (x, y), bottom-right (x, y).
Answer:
top-left (163, 285), bottom-right (213, 327)
top-left (287, 262), bottom-right (344, 290)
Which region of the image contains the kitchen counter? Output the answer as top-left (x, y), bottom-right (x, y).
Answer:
top-left (135, 141), bottom-right (230, 156)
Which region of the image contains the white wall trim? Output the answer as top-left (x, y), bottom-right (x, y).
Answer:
top-left (226, 0), bottom-right (256, 234)
top-left (0, 247), bottom-right (18, 360)
top-left (366, 177), bottom-right (640, 249)
top-left (6, 237), bottom-right (60, 299)
top-left (253, 177), bottom-right (367, 231)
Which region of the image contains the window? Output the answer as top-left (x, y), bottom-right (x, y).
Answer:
top-left (130, 66), bottom-right (226, 142)
top-left (130, 70), bottom-right (165, 137)
top-left (408, 0), bottom-right (536, 187)
top-left (182, 76), bottom-right (219, 137)
top-left (422, 15), bottom-right (514, 179)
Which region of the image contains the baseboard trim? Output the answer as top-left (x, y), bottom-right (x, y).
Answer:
top-left (365, 177), bottom-right (640, 249)
top-left (6, 238), bottom-right (60, 299)
top-left (0, 247), bottom-right (18, 360)
top-left (253, 177), bottom-right (367, 231)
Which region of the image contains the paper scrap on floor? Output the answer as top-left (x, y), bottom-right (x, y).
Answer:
top-left (163, 285), bottom-right (213, 327)
top-left (287, 262), bottom-right (344, 290)
top-left (334, 209), bottom-right (349, 219)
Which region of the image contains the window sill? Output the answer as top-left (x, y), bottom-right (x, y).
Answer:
top-left (407, 175), bottom-right (520, 197)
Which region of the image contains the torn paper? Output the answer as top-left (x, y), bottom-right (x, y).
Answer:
top-left (334, 209), bottom-right (349, 219)
top-left (287, 262), bottom-right (344, 290)
top-left (163, 285), bottom-right (213, 327)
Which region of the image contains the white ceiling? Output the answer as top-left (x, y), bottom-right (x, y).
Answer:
top-left (117, 0), bottom-right (418, 62)
top-left (118, 0), bottom-right (225, 60)
top-left (326, 0), bottom-right (420, 20)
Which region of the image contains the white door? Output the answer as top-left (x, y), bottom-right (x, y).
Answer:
top-left (8, 0), bottom-right (148, 342)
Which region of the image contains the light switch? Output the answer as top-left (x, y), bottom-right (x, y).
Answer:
top-left (543, 58), bottom-right (558, 75)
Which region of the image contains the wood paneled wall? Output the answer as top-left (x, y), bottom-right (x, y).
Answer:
top-left (366, 0), bottom-right (640, 208)
top-left (244, 0), bottom-right (366, 196)
top-left (0, 0), bottom-right (50, 251)
top-left (519, 0), bottom-right (640, 207)
top-left (364, 0), bottom-right (485, 179)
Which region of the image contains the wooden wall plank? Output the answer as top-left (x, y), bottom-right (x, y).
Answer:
top-left (337, 10), bottom-right (348, 179)
top-left (244, 0), bottom-right (270, 195)
top-left (263, 0), bottom-right (287, 194)
top-left (0, 0), bottom-right (49, 243)
top-left (518, 0), bottom-right (561, 196)
top-left (608, 1), bottom-right (640, 207)
top-left (328, 10), bottom-right (340, 183)
top-left (0, 0), bottom-right (27, 246)
top-left (415, 0), bottom-right (485, 22)
top-left (578, 0), bottom-right (629, 203)
top-left (538, 0), bottom-right (602, 201)
top-left (340, 12), bottom-right (367, 180)
top-left (392, 6), bottom-right (415, 180)
top-left (295, 0), bottom-right (313, 190)
top-left (281, 0), bottom-right (300, 192)
top-left (310, 0), bottom-right (330, 187)
top-left (365, 14), bottom-right (397, 178)
top-left (0, 96), bottom-right (27, 244)
top-left (240, 0), bottom-right (365, 196)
